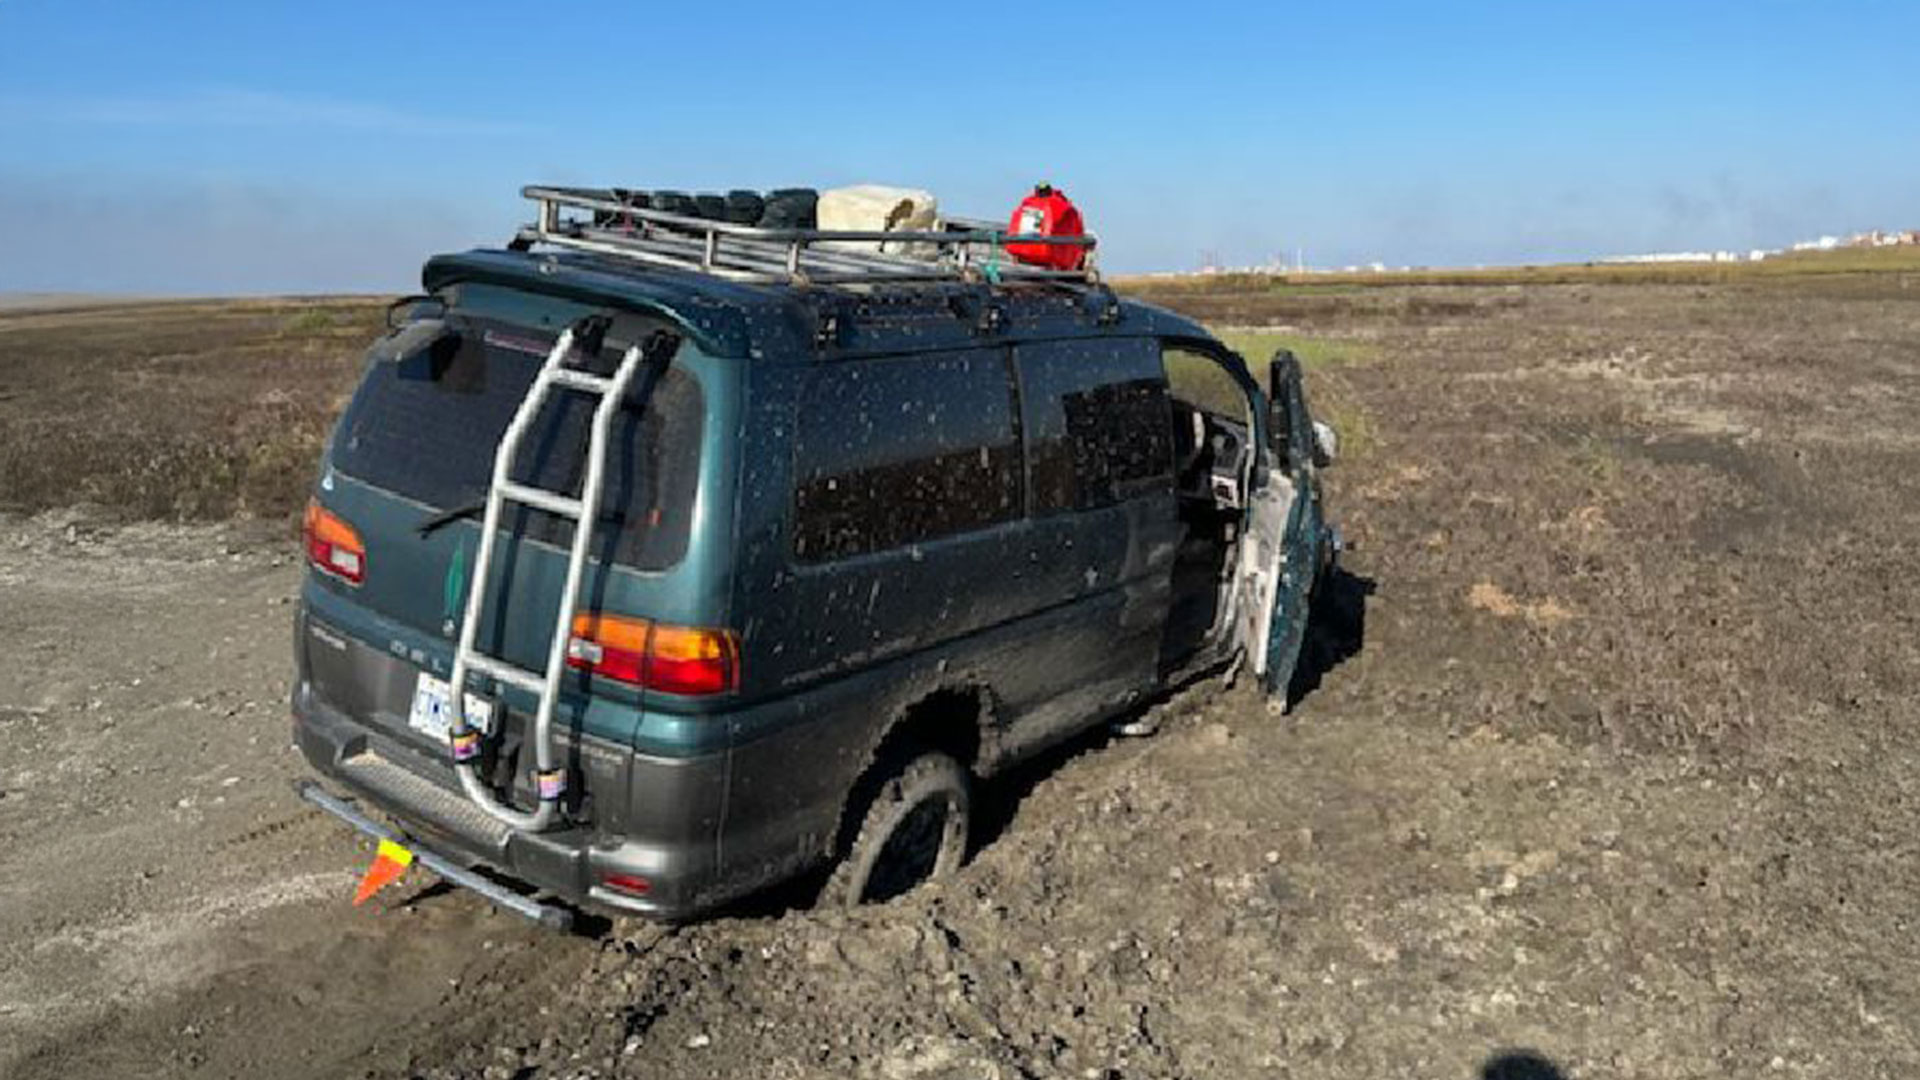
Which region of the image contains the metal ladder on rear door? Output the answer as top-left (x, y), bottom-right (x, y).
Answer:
top-left (444, 323), bottom-right (652, 832)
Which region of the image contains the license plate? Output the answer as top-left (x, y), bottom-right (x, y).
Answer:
top-left (407, 672), bottom-right (494, 744)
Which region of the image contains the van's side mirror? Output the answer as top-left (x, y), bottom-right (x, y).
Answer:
top-left (1267, 350), bottom-right (1303, 471)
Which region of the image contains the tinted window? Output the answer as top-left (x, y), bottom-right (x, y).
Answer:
top-left (792, 350), bottom-right (1020, 562)
top-left (1019, 338), bottom-right (1173, 514)
top-left (331, 313), bottom-right (703, 571)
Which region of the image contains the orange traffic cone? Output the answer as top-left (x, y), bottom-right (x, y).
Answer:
top-left (353, 839), bottom-right (415, 906)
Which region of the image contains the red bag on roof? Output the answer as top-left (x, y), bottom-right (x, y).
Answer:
top-left (1006, 184), bottom-right (1086, 270)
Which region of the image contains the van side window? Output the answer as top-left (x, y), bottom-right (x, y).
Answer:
top-left (1018, 338), bottom-right (1173, 515)
top-left (1163, 346), bottom-right (1250, 420)
top-left (792, 350), bottom-right (1021, 562)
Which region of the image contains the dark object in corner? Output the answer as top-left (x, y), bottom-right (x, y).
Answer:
top-left (1482, 1049), bottom-right (1569, 1080)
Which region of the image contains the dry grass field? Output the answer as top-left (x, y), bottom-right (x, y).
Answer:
top-left (0, 298), bottom-right (383, 523)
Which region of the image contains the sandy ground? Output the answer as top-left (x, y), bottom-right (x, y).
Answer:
top-left (3, 276), bottom-right (1919, 1079)
top-left (0, 515), bottom-right (584, 1077)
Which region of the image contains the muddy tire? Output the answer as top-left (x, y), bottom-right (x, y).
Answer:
top-left (821, 751), bottom-right (970, 907)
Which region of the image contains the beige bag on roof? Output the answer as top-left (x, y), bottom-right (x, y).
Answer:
top-left (816, 185), bottom-right (939, 256)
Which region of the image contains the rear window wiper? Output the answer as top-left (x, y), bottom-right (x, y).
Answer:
top-left (417, 499), bottom-right (486, 537)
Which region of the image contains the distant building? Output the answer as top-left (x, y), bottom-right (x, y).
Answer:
top-left (1600, 250), bottom-right (1740, 264)
top-left (1791, 236), bottom-right (1842, 252)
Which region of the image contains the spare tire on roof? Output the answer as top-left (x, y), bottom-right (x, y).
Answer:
top-left (725, 190), bottom-right (765, 225)
top-left (585, 187), bottom-right (617, 226)
top-left (650, 190), bottom-right (696, 218)
top-left (592, 188), bottom-right (650, 227)
top-left (758, 188), bottom-right (818, 230)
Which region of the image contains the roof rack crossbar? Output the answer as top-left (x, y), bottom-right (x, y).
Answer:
top-left (599, 230), bottom-right (952, 285)
top-left (611, 219), bottom-right (958, 276)
top-left (525, 224), bottom-right (971, 284)
top-left (526, 224), bottom-right (1093, 286)
top-left (516, 185), bottom-right (1100, 288)
top-left (521, 227), bottom-right (1044, 287)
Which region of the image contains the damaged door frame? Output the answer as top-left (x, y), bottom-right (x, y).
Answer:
top-left (1157, 337), bottom-right (1321, 702)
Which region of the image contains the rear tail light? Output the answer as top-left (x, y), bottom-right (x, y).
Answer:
top-left (303, 498), bottom-right (366, 585)
top-left (567, 613), bottom-right (739, 695)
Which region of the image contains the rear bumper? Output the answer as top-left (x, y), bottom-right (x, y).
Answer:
top-left (294, 779), bottom-right (574, 930)
top-left (293, 674), bottom-right (730, 922)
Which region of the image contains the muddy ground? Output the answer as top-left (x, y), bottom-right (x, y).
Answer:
top-left (2, 273), bottom-right (1918, 1079)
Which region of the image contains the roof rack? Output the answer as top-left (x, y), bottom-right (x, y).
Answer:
top-left (513, 185), bottom-right (1099, 288)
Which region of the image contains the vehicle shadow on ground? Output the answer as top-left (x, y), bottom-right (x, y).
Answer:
top-left (1288, 564), bottom-right (1374, 704)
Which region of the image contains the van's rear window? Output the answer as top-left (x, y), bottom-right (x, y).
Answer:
top-left (330, 314), bottom-right (703, 571)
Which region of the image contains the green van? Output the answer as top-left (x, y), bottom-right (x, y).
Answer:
top-left (292, 187), bottom-right (1338, 926)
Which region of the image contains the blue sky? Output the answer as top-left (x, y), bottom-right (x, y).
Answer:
top-left (1, 1), bottom-right (1914, 293)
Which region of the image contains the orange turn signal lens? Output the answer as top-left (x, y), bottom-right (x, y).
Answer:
top-left (566, 612), bottom-right (739, 695)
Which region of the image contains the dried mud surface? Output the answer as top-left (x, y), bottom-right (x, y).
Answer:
top-left (4, 277), bottom-right (1919, 1079)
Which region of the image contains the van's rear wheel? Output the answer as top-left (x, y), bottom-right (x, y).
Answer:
top-left (822, 751), bottom-right (970, 907)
